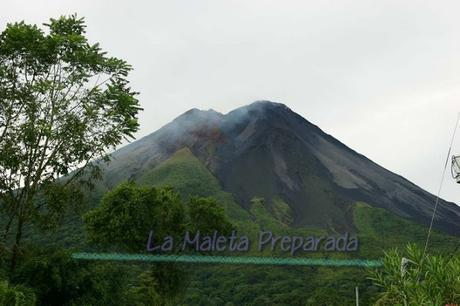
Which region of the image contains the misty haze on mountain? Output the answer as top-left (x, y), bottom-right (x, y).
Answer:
top-left (102, 101), bottom-right (460, 236)
top-left (3, 0), bottom-right (460, 203)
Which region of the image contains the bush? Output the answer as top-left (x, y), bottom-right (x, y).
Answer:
top-left (0, 279), bottom-right (36, 306)
top-left (369, 244), bottom-right (460, 305)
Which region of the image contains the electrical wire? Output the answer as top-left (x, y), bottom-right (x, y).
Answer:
top-left (423, 113), bottom-right (460, 257)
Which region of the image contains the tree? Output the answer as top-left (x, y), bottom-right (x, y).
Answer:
top-left (11, 247), bottom-right (130, 306)
top-left (188, 197), bottom-right (232, 236)
top-left (84, 182), bottom-right (186, 252)
top-left (369, 244), bottom-right (460, 305)
top-left (84, 183), bottom-right (188, 306)
top-left (0, 15), bottom-right (141, 268)
top-left (83, 182), bottom-right (233, 305)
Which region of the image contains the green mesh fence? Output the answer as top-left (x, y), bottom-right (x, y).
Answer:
top-left (72, 253), bottom-right (382, 268)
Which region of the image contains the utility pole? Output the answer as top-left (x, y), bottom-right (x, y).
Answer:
top-left (355, 286), bottom-right (359, 306)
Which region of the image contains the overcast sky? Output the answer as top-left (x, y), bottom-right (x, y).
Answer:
top-left (2, 0), bottom-right (460, 204)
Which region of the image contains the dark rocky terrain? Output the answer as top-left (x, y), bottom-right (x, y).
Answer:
top-left (102, 101), bottom-right (460, 236)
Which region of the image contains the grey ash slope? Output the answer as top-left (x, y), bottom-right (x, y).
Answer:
top-left (102, 101), bottom-right (460, 235)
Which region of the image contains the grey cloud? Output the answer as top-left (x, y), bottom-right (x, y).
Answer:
top-left (1, 0), bottom-right (460, 203)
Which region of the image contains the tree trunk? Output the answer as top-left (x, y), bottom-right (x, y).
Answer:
top-left (0, 218), bottom-right (12, 268)
top-left (10, 216), bottom-right (24, 272)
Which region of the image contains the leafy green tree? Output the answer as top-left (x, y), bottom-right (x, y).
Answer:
top-left (11, 247), bottom-right (130, 306)
top-left (0, 15), bottom-right (141, 268)
top-left (126, 270), bottom-right (163, 306)
top-left (127, 263), bottom-right (187, 306)
top-left (84, 183), bottom-right (189, 306)
top-left (188, 197), bottom-right (232, 236)
top-left (83, 182), bottom-right (233, 305)
top-left (84, 182), bottom-right (186, 252)
top-left (369, 244), bottom-right (460, 305)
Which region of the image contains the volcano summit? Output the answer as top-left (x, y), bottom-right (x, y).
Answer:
top-left (102, 101), bottom-right (460, 236)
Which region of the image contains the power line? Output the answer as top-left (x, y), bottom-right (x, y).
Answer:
top-left (423, 113), bottom-right (460, 257)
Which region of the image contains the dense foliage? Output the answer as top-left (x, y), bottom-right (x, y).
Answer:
top-left (369, 244), bottom-right (460, 305)
top-left (83, 182), bottom-right (233, 305)
top-left (0, 278), bottom-right (35, 306)
top-left (0, 14), bottom-right (141, 268)
top-left (84, 182), bottom-right (186, 252)
top-left (1, 14), bottom-right (459, 306)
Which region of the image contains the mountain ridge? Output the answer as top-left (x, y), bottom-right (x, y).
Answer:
top-left (103, 101), bottom-right (460, 235)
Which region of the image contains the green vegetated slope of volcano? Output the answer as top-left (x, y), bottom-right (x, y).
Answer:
top-left (38, 101), bottom-right (459, 305)
top-left (101, 100), bottom-right (460, 241)
top-left (94, 119), bottom-right (459, 305)
top-left (131, 145), bottom-right (458, 258)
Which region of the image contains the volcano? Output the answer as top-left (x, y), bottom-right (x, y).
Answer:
top-left (100, 101), bottom-right (460, 236)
